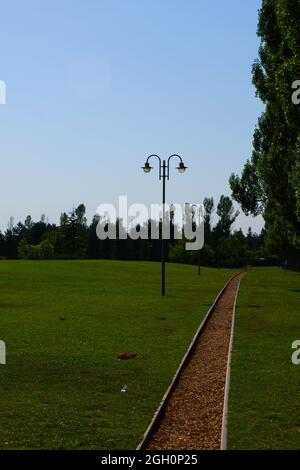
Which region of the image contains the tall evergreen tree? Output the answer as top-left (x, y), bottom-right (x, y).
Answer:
top-left (214, 195), bottom-right (239, 240)
top-left (230, 0), bottom-right (300, 251)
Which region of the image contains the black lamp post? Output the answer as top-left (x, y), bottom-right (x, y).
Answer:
top-left (142, 154), bottom-right (187, 296)
top-left (185, 203), bottom-right (201, 276)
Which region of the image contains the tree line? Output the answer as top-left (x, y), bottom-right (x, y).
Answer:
top-left (0, 195), bottom-right (279, 268)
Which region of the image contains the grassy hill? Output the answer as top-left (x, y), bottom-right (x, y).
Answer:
top-left (0, 260), bottom-right (236, 449)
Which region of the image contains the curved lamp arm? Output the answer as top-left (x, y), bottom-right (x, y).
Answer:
top-left (142, 153), bottom-right (187, 180)
top-left (146, 154), bottom-right (162, 165)
top-left (167, 154), bottom-right (183, 167)
top-left (142, 154), bottom-right (163, 179)
top-left (167, 154), bottom-right (187, 180)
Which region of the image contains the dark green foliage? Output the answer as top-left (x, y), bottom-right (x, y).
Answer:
top-left (215, 230), bottom-right (248, 268)
top-left (229, 0), bottom-right (300, 259)
top-left (214, 195), bottom-right (239, 241)
top-left (18, 239), bottom-right (54, 260)
top-left (0, 195), bottom-right (269, 268)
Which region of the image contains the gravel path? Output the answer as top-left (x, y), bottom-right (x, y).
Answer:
top-left (146, 274), bottom-right (244, 450)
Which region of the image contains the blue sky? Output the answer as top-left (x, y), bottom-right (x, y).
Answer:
top-left (0, 0), bottom-right (264, 233)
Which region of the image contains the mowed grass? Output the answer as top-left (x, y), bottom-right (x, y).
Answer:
top-left (228, 268), bottom-right (300, 449)
top-left (0, 260), bottom-right (236, 450)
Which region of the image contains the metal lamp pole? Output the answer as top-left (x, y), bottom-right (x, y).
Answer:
top-left (186, 203), bottom-right (201, 276)
top-left (142, 154), bottom-right (187, 296)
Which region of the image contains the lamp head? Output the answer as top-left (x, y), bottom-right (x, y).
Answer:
top-left (177, 162), bottom-right (187, 173)
top-left (142, 162), bottom-right (153, 173)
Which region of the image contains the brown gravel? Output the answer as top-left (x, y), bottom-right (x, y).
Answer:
top-left (146, 274), bottom-right (244, 450)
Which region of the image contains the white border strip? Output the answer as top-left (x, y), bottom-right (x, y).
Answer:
top-left (220, 273), bottom-right (245, 450)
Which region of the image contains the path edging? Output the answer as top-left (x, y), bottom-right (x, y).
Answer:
top-left (136, 272), bottom-right (244, 450)
top-left (220, 273), bottom-right (245, 450)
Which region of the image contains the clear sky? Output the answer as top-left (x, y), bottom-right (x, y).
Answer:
top-left (0, 0), bottom-right (264, 233)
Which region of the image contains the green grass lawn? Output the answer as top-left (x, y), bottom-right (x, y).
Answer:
top-left (228, 267), bottom-right (300, 450)
top-left (0, 260), bottom-right (236, 450)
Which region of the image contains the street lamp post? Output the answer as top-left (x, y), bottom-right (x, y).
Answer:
top-left (186, 203), bottom-right (201, 276)
top-left (142, 154), bottom-right (187, 296)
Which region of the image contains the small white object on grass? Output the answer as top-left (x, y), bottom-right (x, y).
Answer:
top-left (121, 385), bottom-right (128, 393)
